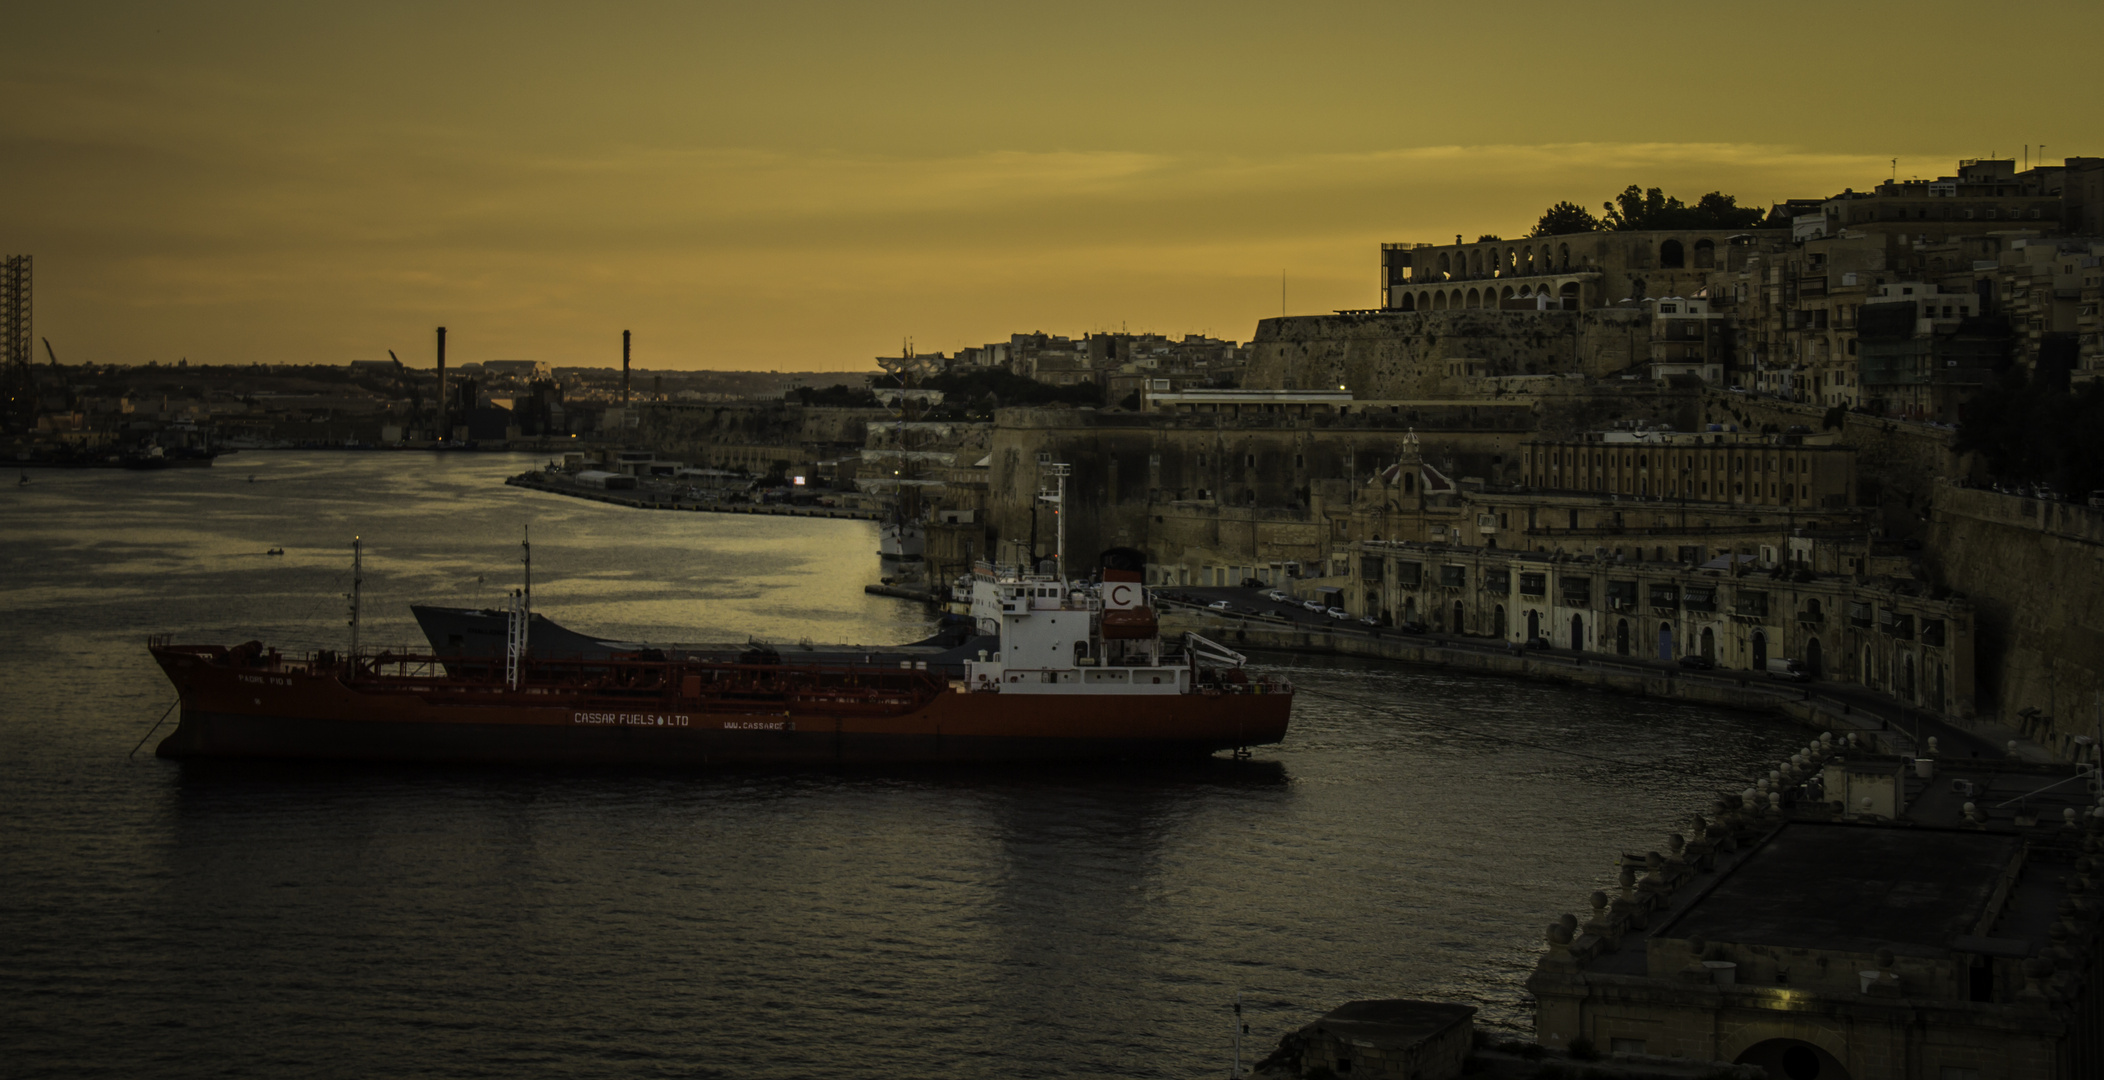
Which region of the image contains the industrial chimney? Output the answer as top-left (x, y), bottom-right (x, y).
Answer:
top-left (436, 326), bottom-right (448, 442)
top-left (622, 330), bottom-right (631, 406)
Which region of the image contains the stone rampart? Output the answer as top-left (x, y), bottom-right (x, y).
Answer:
top-left (1924, 482), bottom-right (2104, 754)
top-left (1241, 309), bottom-right (1653, 400)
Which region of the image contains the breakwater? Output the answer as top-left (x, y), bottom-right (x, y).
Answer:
top-left (505, 471), bottom-right (879, 519)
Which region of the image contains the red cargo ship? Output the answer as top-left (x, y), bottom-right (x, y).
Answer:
top-left (147, 551), bottom-right (1292, 765)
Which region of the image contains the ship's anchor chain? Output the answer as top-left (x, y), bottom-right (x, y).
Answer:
top-left (129, 698), bottom-right (180, 758)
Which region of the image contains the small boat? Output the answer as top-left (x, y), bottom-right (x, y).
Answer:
top-left (265, 547), bottom-right (285, 556)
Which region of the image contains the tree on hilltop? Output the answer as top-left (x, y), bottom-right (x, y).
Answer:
top-left (1601, 185), bottom-right (1768, 231)
top-left (1529, 201), bottom-right (1599, 237)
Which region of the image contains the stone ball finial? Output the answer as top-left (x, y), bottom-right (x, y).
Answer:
top-left (1669, 833), bottom-right (1686, 853)
top-left (1646, 851), bottom-right (1664, 870)
top-left (1618, 865), bottom-right (1637, 888)
top-left (1590, 890), bottom-right (1609, 912)
top-left (1558, 912), bottom-right (1579, 934)
top-left (1548, 923), bottom-right (1573, 946)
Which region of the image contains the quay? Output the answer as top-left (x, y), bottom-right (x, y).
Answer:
top-left (505, 471), bottom-right (879, 520)
top-left (1157, 600), bottom-right (2040, 763)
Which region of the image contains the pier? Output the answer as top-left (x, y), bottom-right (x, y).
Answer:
top-left (505, 471), bottom-right (879, 519)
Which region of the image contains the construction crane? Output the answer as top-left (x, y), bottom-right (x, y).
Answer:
top-left (2, 255), bottom-right (30, 432)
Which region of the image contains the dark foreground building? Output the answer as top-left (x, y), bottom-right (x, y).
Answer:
top-left (1530, 742), bottom-right (2104, 1079)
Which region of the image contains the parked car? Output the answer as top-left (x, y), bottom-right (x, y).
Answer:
top-left (1206, 599), bottom-right (1233, 612)
top-left (1302, 599), bottom-right (1326, 612)
top-left (1764, 657), bottom-right (1812, 682)
top-left (1522, 635), bottom-right (1549, 649)
top-left (1677, 654), bottom-right (1716, 670)
top-left (1359, 616), bottom-right (1381, 627)
top-left (1325, 607), bottom-right (1350, 620)
top-left (1397, 620), bottom-right (1429, 635)
top-left (1240, 577), bottom-right (1265, 589)
top-left (1266, 590), bottom-right (1289, 603)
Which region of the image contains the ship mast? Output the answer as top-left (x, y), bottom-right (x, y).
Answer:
top-left (1038, 462), bottom-right (1070, 582)
top-left (508, 526), bottom-right (532, 689)
top-left (521, 524), bottom-right (531, 646)
top-left (347, 535), bottom-right (363, 657)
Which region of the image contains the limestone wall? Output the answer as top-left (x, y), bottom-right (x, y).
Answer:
top-left (1240, 310), bottom-right (1653, 400)
top-left (979, 407), bottom-right (1531, 574)
top-left (1923, 483), bottom-right (2104, 752)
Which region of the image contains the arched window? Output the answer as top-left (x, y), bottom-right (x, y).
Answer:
top-left (1400, 292), bottom-right (1417, 311)
top-left (1466, 287), bottom-right (1482, 308)
top-left (1693, 238), bottom-right (1715, 269)
top-left (1437, 253), bottom-right (1451, 279)
top-left (1558, 243), bottom-right (1570, 270)
top-left (1659, 239), bottom-right (1685, 268)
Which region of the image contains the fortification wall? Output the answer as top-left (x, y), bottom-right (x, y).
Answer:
top-left (1923, 483), bottom-right (2104, 754)
top-left (977, 408), bottom-right (1530, 573)
top-left (1240, 310), bottom-right (1652, 399)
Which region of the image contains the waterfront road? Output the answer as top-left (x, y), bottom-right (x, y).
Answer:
top-left (1157, 585), bottom-right (2018, 762)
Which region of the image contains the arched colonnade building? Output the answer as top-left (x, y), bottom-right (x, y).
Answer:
top-left (1378, 229), bottom-right (1779, 313)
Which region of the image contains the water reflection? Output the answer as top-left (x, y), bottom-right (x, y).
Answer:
top-left (0, 454), bottom-right (1808, 1078)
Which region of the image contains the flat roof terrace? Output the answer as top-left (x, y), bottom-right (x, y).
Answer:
top-left (1664, 823), bottom-right (2021, 957)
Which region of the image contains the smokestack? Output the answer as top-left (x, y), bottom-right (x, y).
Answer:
top-left (622, 330), bottom-right (631, 406)
top-left (436, 326), bottom-right (448, 441)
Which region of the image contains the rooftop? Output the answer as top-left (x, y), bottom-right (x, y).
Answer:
top-left (1664, 823), bottom-right (2021, 957)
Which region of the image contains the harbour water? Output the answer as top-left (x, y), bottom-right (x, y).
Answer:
top-left (1, 453), bottom-right (1805, 1078)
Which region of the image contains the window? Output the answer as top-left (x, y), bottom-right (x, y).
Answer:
top-left (1519, 572), bottom-right (1546, 597)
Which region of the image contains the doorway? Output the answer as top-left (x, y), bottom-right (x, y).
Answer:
top-left (1570, 614), bottom-right (1584, 651)
top-left (1752, 630), bottom-right (1767, 670)
top-left (1700, 626), bottom-right (1715, 660)
top-left (1657, 623), bottom-right (1673, 661)
top-left (1527, 609), bottom-right (1540, 640)
top-left (1453, 601), bottom-right (1465, 635)
top-left (1494, 604), bottom-right (1508, 638)
top-left (1805, 638), bottom-right (1822, 678)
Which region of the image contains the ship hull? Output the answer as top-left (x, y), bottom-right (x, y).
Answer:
top-left (151, 649), bottom-right (1291, 765)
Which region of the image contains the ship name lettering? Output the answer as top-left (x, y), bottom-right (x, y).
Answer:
top-left (722, 721), bottom-right (786, 731)
top-left (572, 711), bottom-right (691, 727)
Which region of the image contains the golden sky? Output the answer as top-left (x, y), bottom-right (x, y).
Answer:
top-left (6, 1), bottom-right (2100, 372)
